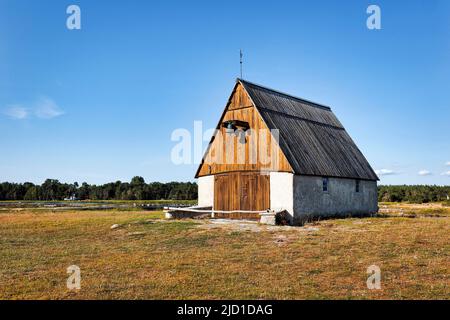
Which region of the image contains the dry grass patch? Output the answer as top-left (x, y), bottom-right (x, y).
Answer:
top-left (0, 206), bottom-right (448, 299)
top-left (379, 202), bottom-right (450, 218)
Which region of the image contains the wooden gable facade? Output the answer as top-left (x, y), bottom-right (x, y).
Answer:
top-left (195, 82), bottom-right (293, 213)
top-left (195, 82), bottom-right (293, 178)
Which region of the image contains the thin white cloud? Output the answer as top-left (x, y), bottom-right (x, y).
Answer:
top-left (3, 105), bottom-right (29, 119)
top-left (375, 169), bottom-right (397, 176)
top-left (34, 97), bottom-right (64, 119)
top-left (446, 161), bottom-right (450, 167)
top-left (2, 97), bottom-right (64, 120)
top-left (441, 171), bottom-right (450, 176)
top-left (418, 170), bottom-right (432, 176)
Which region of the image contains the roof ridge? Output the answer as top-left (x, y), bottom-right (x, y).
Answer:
top-left (237, 78), bottom-right (331, 110)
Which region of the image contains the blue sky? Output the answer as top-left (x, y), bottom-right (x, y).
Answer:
top-left (0, 0), bottom-right (449, 185)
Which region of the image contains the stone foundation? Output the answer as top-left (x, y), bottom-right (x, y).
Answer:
top-left (259, 211), bottom-right (276, 225)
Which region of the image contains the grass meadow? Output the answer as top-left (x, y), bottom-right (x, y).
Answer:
top-left (0, 203), bottom-right (448, 299)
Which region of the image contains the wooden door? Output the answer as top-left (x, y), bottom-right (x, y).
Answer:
top-left (240, 173), bottom-right (257, 211)
top-left (214, 173), bottom-right (232, 211)
top-left (214, 172), bottom-right (270, 214)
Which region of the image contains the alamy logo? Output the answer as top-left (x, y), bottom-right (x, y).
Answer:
top-left (66, 5), bottom-right (81, 30)
top-left (170, 121), bottom-right (280, 171)
top-left (366, 265), bottom-right (381, 289)
top-left (366, 5), bottom-right (381, 30)
top-left (67, 265), bottom-right (81, 290)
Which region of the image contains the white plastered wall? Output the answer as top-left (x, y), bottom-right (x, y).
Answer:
top-left (197, 175), bottom-right (214, 207)
top-left (293, 175), bottom-right (378, 223)
top-left (269, 172), bottom-right (294, 222)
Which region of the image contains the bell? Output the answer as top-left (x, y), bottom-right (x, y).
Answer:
top-left (225, 122), bottom-right (235, 134)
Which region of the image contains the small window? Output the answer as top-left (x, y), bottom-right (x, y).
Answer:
top-left (322, 177), bottom-right (329, 192)
top-left (355, 180), bottom-right (360, 193)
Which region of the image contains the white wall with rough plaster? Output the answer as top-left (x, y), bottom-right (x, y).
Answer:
top-left (293, 175), bottom-right (378, 224)
top-left (270, 172), bottom-right (294, 221)
top-left (197, 175), bottom-right (214, 207)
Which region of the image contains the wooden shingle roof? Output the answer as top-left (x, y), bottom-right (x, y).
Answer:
top-left (239, 79), bottom-right (379, 181)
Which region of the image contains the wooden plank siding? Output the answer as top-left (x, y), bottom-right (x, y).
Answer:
top-left (213, 172), bottom-right (270, 218)
top-left (196, 83), bottom-right (293, 177)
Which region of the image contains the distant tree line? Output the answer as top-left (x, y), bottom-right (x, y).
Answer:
top-left (1, 180), bottom-right (448, 203)
top-left (0, 176), bottom-right (197, 201)
top-left (378, 185), bottom-right (450, 203)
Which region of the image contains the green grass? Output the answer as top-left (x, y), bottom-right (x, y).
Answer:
top-left (0, 204), bottom-right (448, 299)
